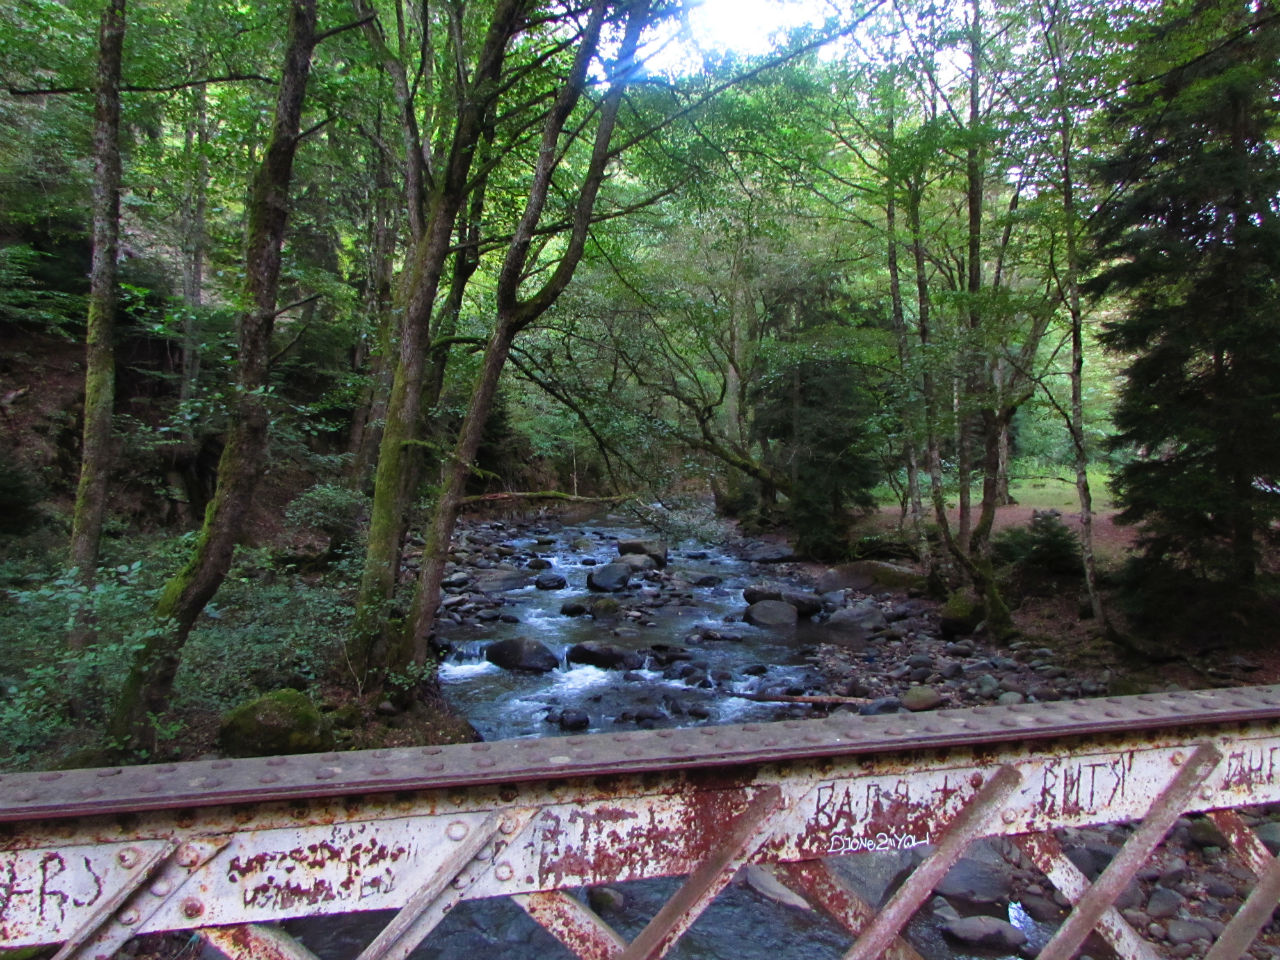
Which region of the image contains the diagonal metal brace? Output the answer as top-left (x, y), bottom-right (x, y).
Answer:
top-left (354, 811), bottom-right (511, 960)
top-left (1203, 810), bottom-right (1280, 960)
top-left (843, 764), bottom-right (1023, 960)
top-left (774, 860), bottom-right (924, 960)
top-left (514, 890), bottom-right (627, 960)
top-left (617, 785), bottom-right (785, 960)
top-left (1013, 833), bottom-right (1160, 960)
top-left (1037, 741), bottom-right (1222, 960)
top-left (202, 922), bottom-right (324, 960)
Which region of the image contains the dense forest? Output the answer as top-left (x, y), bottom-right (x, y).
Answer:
top-left (1, 0), bottom-right (1279, 769)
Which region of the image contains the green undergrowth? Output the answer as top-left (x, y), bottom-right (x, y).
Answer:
top-left (0, 535), bottom-right (352, 770)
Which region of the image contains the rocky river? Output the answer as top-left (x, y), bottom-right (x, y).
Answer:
top-left (280, 514), bottom-right (1280, 960)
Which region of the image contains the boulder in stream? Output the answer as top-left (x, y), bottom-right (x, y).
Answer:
top-left (617, 538), bottom-right (667, 568)
top-left (617, 553), bottom-right (657, 572)
top-left (744, 599), bottom-right (799, 627)
top-left (534, 573), bottom-right (568, 590)
top-left (743, 584), bottom-right (822, 618)
top-left (484, 636), bottom-right (560, 673)
top-left (827, 600), bottom-right (888, 633)
top-left (941, 916), bottom-right (1027, 952)
top-left (568, 641), bottom-right (643, 670)
top-left (587, 563), bottom-right (632, 592)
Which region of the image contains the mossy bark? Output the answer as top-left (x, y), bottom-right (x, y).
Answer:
top-left (350, 0), bottom-right (528, 681)
top-left (401, 0), bottom-right (648, 672)
top-left (67, 0), bottom-right (126, 646)
top-left (108, 0), bottom-right (318, 750)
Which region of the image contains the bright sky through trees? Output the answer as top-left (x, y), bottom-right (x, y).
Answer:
top-left (643, 0), bottom-right (831, 73)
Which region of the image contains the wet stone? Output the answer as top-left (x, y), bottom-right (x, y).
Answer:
top-left (745, 600), bottom-right (799, 627)
top-left (941, 916), bottom-right (1027, 952)
top-left (1165, 919), bottom-right (1213, 945)
top-left (1146, 886), bottom-right (1183, 919)
top-left (860, 696), bottom-right (903, 716)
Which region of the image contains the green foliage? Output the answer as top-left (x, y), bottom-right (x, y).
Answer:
top-left (992, 510), bottom-right (1082, 576)
top-left (0, 560), bottom-right (159, 767)
top-left (285, 482), bottom-right (367, 547)
top-left (0, 245), bottom-right (84, 331)
top-left (1091, 2), bottom-right (1280, 583)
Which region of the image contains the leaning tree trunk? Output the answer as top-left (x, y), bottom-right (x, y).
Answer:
top-left (108, 0), bottom-right (318, 750)
top-left (350, 0), bottom-right (529, 677)
top-left (67, 0), bottom-right (126, 647)
top-left (400, 0), bottom-right (648, 674)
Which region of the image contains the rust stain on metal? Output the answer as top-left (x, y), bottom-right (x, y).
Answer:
top-left (225, 827), bottom-right (410, 911)
top-left (537, 789), bottom-right (759, 889)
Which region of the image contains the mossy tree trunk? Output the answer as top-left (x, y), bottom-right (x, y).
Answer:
top-left (108, 0), bottom-right (319, 750)
top-left (350, 0), bottom-right (529, 680)
top-left (402, 0), bottom-right (651, 672)
top-left (67, 0), bottom-right (126, 647)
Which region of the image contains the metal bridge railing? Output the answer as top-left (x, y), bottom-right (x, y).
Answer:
top-left (4, 685), bottom-right (1280, 960)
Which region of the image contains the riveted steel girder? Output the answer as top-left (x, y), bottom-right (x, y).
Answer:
top-left (2, 686), bottom-right (1280, 958)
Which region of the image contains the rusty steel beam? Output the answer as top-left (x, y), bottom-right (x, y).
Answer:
top-left (618, 785), bottom-right (784, 960)
top-left (1036, 741), bottom-right (1222, 960)
top-left (514, 892), bottom-right (626, 960)
top-left (842, 765), bottom-right (1022, 960)
top-left (3, 686), bottom-right (1280, 824)
top-left (1204, 810), bottom-right (1280, 960)
top-left (1012, 832), bottom-right (1161, 960)
top-left (201, 922), bottom-right (323, 960)
top-left (5, 687), bottom-right (1280, 958)
top-left (774, 860), bottom-right (924, 960)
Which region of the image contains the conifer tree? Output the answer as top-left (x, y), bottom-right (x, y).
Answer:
top-left (1091, 0), bottom-right (1280, 583)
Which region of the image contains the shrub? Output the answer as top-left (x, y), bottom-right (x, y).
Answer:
top-left (992, 510), bottom-right (1081, 576)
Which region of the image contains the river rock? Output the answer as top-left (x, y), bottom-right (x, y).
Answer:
top-left (485, 637), bottom-right (560, 672)
top-left (218, 689), bottom-right (333, 757)
top-left (535, 573), bottom-right (568, 590)
top-left (471, 568), bottom-right (534, 593)
top-left (816, 560), bottom-right (925, 594)
top-left (527, 557), bottom-right (552, 570)
top-left (558, 708), bottom-right (590, 731)
top-left (743, 584), bottom-right (823, 617)
top-left (568, 641), bottom-right (643, 670)
top-left (618, 552), bottom-right (658, 571)
top-left (745, 600), bottom-right (799, 627)
top-left (1165, 919), bottom-right (1213, 945)
top-left (587, 563), bottom-right (632, 592)
top-left (441, 571), bottom-right (469, 589)
top-left (1146, 886), bottom-right (1183, 919)
top-left (827, 600), bottom-right (888, 633)
top-left (740, 541), bottom-right (795, 563)
top-left (739, 864), bottom-right (812, 911)
top-left (860, 696), bottom-right (902, 715)
top-left (941, 916), bottom-right (1027, 951)
top-left (935, 857), bottom-right (1011, 907)
top-left (617, 539), bottom-right (667, 568)
top-left (1252, 821), bottom-right (1280, 855)
top-left (901, 685), bottom-right (943, 712)
top-left (587, 886), bottom-right (625, 913)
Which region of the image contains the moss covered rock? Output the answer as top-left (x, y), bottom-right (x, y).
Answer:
top-left (940, 591), bottom-right (985, 638)
top-left (219, 689), bottom-right (334, 757)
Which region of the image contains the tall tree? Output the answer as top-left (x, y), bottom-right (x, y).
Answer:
top-left (1092, 0), bottom-right (1280, 584)
top-left (109, 0), bottom-right (321, 747)
top-left (67, 0), bottom-right (127, 636)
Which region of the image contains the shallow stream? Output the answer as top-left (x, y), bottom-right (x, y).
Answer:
top-left (274, 518), bottom-right (1051, 960)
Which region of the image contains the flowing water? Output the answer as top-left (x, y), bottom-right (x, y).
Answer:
top-left (271, 519), bottom-right (1053, 960)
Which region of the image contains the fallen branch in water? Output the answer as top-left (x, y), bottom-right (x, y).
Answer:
top-left (727, 691), bottom-right (872, 706)
top-left (459, 491), bottom-right (636, 506)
